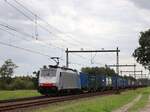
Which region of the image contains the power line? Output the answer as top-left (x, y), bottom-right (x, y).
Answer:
top-left (0, 25), bottom-right (90, 65)
top-left (70, 54), bottom-right (91, 63)
top-left (13, 0), bottom-right (35, 17)
top-left (0, 40), bottom-right (87, 66)
top-left (69, 62), bottom-right (88, 67)
top-left (5, 0), bottom-right (82, 47)
top-left (5, 0), bottom-right (34, 21)
top-left (0, 23), bottom-right (34, 39)
top-left (3, 0), bottom-right (96, 66)
top-left (11, 0), bottom-right (90, 47)
top-left (0, 25), bottom-right (119, 69)
top-left (0, 41), bottom-right (52, 58)
top-left (0, 27), bottom-right (30, 41)
top-left (0, 22), bottom-right (65, 50)
top-left (0, 27), bottom-right (15, 36)
top-left (5, 1), bottom-right (99, 61)
top-left (4, 0), bottom-right (53, 38)
top-left (0, 27), bottom-right (66, 61)
top-left (3, 2), bottom-right (80, 49)
top-left (13, 0), bottom-right (59, 32)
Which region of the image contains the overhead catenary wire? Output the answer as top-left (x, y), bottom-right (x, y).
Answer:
top-left (0, 23), bottom-right (34, 39)
top-left (0, 25), bottom-right (90, 63)
top-left (5, 0), bottom-right (83, 47)
top-left (4, 0), bottom-right (91, 50)
top-left (0, 22), bottom-right (91, 62)
top-left (0, 41), bottom-right (53, 58)
top-left (0, 27), bottom-right (66, 62)
top-left (71, 53), bottom-right (91, 61)
top-left (0, 26), bottom-right (34, 42)
top-left (90, 52), bottom-right (97, 64)
top-left (3, 0), bottom-right (96, 64)
top-left (9, 0), bottom-right (91, 47)
top-left (69, 62), bottom-right (89, 67)
top-left (0, 22), bottom-right (65, 50)
top-left (4, 0), bottom-right (34, 21)
top-left (0, 27), bottom-right (15, 36)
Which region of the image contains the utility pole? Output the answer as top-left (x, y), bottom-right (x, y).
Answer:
top-left (66, 48), bottom-right (69, 68)
top-left (116, 47), bottom-right (119, 75)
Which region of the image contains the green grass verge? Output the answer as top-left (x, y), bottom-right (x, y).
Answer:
top-left (128, 87), bottom-right (150, 112)
top-left (32, 90), bottom-right (140, 112)
top-left (0, 90), bottom-right (41, 100)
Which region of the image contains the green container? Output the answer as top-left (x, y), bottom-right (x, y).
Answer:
top-left (88, 75), bottom-right (96, 91)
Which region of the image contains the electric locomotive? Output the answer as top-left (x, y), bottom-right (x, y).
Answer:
top-left (38, 65), bottom-right (81, 95)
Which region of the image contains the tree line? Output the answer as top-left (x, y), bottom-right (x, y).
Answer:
top-left (81, 66), bottom-right (116, 76)
top-left (0, 59), bottom-right (38, 90)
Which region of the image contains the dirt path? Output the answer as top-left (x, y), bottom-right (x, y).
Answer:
top-left (139, 95), bottom-right (150, 112)
top-left (112, 94), bottom-right (142, 112)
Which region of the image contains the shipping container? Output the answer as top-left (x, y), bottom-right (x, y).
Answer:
top-left (111, 75), bottom-right (117, 89)
top-left (96, 75), bottom-right (106, 91)
top-left (88, 75), bottom-right (96, 91)
top-left (106, 76), bottom-right (112, 89)
top-left (79, 72), bottom-right (89, 90)
top-left (118, 77), bottom-right (123, 88)
top-left (124, 79), bottom-right (128, 88)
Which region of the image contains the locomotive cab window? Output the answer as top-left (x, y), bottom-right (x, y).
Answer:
top-left (41, 68), bottom-right (57, 77)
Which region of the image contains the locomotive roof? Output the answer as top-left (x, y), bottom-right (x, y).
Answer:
top-left (44, 65), bottom-right (77, 72)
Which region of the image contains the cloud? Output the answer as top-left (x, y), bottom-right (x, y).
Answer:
top-left (130, 0), bottom-right (150, 10)
top-left (0, 0), bottom-right (149, 75)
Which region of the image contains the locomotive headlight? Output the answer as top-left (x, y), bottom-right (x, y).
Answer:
top-left (39, 83), bottom-right (55, 87)
top-left (39, 83), bottom-right (43, 86)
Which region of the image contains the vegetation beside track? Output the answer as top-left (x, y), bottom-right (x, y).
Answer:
top-left (32, 89), bottom-right (142, 112)
top-left (128, 87), bottom-right (150, 112)
top-left (0, 90), bottom-right (40, 100)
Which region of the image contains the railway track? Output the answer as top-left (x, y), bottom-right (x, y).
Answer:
top-left (0, 90), bottom-right (119, 112)
top-left (0, 96), bottom-right (47, 104)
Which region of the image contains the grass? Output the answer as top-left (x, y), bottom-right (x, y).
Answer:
top-left (1, 88), bottom-right (149, 112)
top-left (0, 90), bottom-right (41, 100)
top-left (32, 89), bottom-right (141, 112)
top-left (128, 87), bottom-right (150, 112)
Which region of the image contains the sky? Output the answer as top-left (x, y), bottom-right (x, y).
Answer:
top-left (0, 0), bottom-right (150, 78)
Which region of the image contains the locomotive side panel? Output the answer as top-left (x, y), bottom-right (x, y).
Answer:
top-left (59, 72), bottom-right (81, 90)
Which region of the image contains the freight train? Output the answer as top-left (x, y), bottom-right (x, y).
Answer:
top-left (38, 65), bottom-right (146, 95)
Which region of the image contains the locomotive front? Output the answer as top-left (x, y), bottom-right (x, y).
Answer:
top-left (38, 66), bottom-right (58, 95)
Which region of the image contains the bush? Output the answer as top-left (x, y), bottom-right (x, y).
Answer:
top-left (0, 76), bottom-right (38, 90)
top-left (11, 78), bottom-right (26, 90)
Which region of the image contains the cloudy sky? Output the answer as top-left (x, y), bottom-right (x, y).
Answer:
top-left (0, 0), bottom-right (150, 77)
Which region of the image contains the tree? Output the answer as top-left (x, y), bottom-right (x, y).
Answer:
top-left (81, 66), bottom-right (116, 76)
top-left (33, 70), bottom-right (40, 88)
top-left (11, 77), bottom-right (34, 90)
top-left (133, 29), bottom-right (150, 70)
top-left (0, 59), bottom-right (18, 84)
